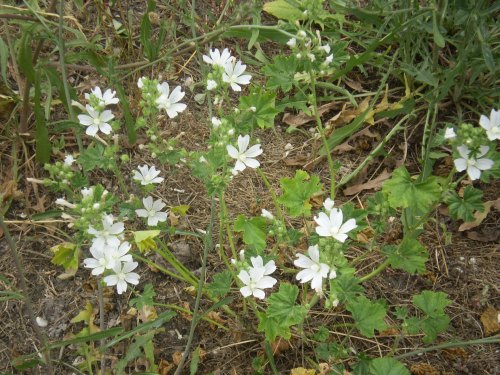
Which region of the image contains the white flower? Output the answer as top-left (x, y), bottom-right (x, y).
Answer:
top-left (318, 44), bottom-right (331, 54)
top-left (133, 165), bottom-right (164, 185)
top-left (250, 256), bottom-right (276, 275)
top-left (261, 209), bottom-right (274, 220)
top-left (222, 61), bottom-right (251, 92)
top-left (81, 187), bottom-right (94, 199)
top-left (107, 241), bottom-right (133, 265)
top-left (297, 30), bottom-right (307, 38)
top-left (294, 245), bottom-right (334, 294)
top-left (202, 48), bottom-right (233, 67)
top-left (135, 196), bottom-right (168, 226)
top-left (103, 261), bottom-right (140, 294)
top-left (226, 135), bottom-right (263, 173)
top-left (314, 208), bottom-right (357, 242)
top-left (206, 79), bottom-right (217, 90)
top-left (137, 77), bottom-right (145, 89)
top-left (238, 265), bottom-right (277, 299)
top-left (155, 82), bottom-right (187, 118)
top-left (84, 242), bottom-right (115, 275)
top-left (211, 117), bottom-right (222, 129)
top-left (85, 86), bottom-right (119, 106)
top-left (64, 155), bottom-right (75, 166)
top-left (324, 54), bottom-right (333, 65)
top-left (77, 105), bottom-right (114, 137)
top-left (88, 214), bottom-right (124, 248)
top-left (307, 53), bottom-right (316, 62)
top-left (286, 38), bottom-right (297, 48)
top-left (479, 108), bottom-right (500, 141)
top-left (323, 198), bottom-right (335, 213)
top-left (55, 198), bottom-right (76, 209)
top-left (454, 145), bottom-right (494, 180)
top-left (36, 317), bottom-right (48, 327)
top-left (444, 127), bottom-right (456, 139)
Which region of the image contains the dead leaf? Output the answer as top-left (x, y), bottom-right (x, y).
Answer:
top-left (379, 327), bottom-right (399, 336)
top-left (318, 363), bottom-right (331, 375)
top-left (172, 351), bottom-right (183, 366)
top-left (344, 78), bottom-right (363, 91)
top-left (270, 338), bottom-right (291, 355)
top-left (158, 359), bottom-right (174, 375)
top-left (343, 169), bottom-right (391, 196)
top-left (465, 230), bottom-right (500, 242)
top-left (441, 347), bottom-right (468, 361)
top-left (283, 102), bottom-right (339, 127)
top-left (169, 211), bottom-right (179, 226)
top-left (458, 199), bottom-right (500, 231)
top-left (138, 305), bottom-right (158, 322)
top-left (480, 306), bottom-right (500, 335)
top-left (291, 368), bottom-right (315, 375)
top-left (0, 180), bottom-right (23, 203)
top-left (410, 363), bottom-right (440, 375)
top-left (206, 311), bottom-right (226, 327)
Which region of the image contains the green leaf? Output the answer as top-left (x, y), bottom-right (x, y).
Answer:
top-left (207, 270), bottom-right (233, 298)
top-left (382, 166), bottom-right (441, 212)
top-left (383, 238), bottom-right (428, 274)
top-left (234, 215), bottom-right (267, 251)
top-left (34, 70), bottom-right (50, 163)
top-left (278, 170), bottom-right (323, 217)
top-left (117, 332), bottom-right (157, 375)
top-left (432, 11), bottom-right (445, 48)
top-left (369, 358), bottom-right (409, 375)
top-left (257, 312), bottom-right (291, 341)
top-left (50, 242), bottom-right (79, 273)
top-left (408, 291), bottom-right (451, 343)
top-left (0, 37), bottom-right (8, 84)
top-left (347, 296), bottom-right (387, 338)
top-left (18, 29), bottom-right (35, 83)
top-left (263, 56), bottom-right (298, 93)
top-left (130, 284), bottom-right (156, 309)
top-left (330, 274), bottom-right (365, 304)
top-left (239, 89), bottom-right (279, 130)
top-left (446, 186), bottom-right (484, 222)
top-left (133, 230), bottom-right (161, 253)
top-left (190, 346), bottom-right (201, 375)
top-left (263, 1), bottom-right (304, 21)
top-left (267, 283), bottom-right (307, 326)
top-left (413, 291), bottom-right (451, 317)
top-left (11, 353), bottom-right (43, 370)
top-left (79, 143), bottom-right (110, 172)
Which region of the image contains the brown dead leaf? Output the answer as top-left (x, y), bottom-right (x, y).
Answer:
top-left (181, 301), bottom-right (192, 321)
top-left (138, 305), bottom-right (158, 322)
top-left (344, 78), bottom-right (363, 92)
top-left (283, 102), bottom-right (339, 127)
top-left (480, 306), bottom-right (500, 336)
top-left (206, 311), bottom-right (226, 329)
top-left (465, 230), bottom-right (500, 242)
top-left (458, 199), bottom-right (500, 231)
top-left (0, 180), bottom-right (23, 203)
top-left (169, 211), bottom-right (179, 226)
top-left (318, 363), bottom-right (331, 375)
top-left (270, 338), bottom-right (291, 355)
top-left (379, 327), bottom-right (399, 336)
top-left (172, 351), bottom-right (183, 366)
top-left (158, 359), bottom-right (174, 375)
top-left (291, 368), bottom-right (315, 375)
top-left (343, 169), bottom-right (391, 196)
top-left (410, 363), bottom-right (440, 375)
top-left (441, 347), bottom-right (468, 361)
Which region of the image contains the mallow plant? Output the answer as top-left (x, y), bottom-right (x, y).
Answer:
top-left (25, 9), bottom-right (500, 375)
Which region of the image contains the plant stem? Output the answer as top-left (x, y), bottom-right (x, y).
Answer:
top-left (57, 0), bottom-right (83, 153)
top-left (257, 168), bottom-right (285, 222)
top-left (98, 282), bottom-right (106, 375)
top-left (220, 193), bottom-right (238, 260)
top-left (309, 71), bottom-right (336, 198)
top-left (359, 259), bottom-right (391, 283)
top-left (0, 216), bottom-right (53, 374)
top-left (173, 195), bottom-right (217, 375)
top-left (394, 336), bottom-right (500, 360)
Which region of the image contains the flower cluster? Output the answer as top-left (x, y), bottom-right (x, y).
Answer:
top-left (78, 86), bottom-right (119, 137)
top-left (226, 134), bottom-right (263, 175)
top-left (137, 77), bottom-right (187, 119)
top-left (445, 109), bottom-right (498, 181)
top-left (132, 165), bottom-right (169, 227)
top-left (237, 200), bottom-right (357, 298)
top-left (83, 214), bottom-right (140, 294)
top-left (203, 48), bottom-right (251, 93)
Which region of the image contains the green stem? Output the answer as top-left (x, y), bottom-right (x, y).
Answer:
top-left (309, 71), bottom-right (336, 198)
top-left (257, 168), bottom-right (284, 221)
top-left (220, 193), bottom-right (238, 260)
top-left (394, 336), bottom-right (500, 360)
top-left (173, 195), bottom-right (217, 375)
top-left (57, 0), bottom-right (83, 154)
top-left (0, 216), bottom-right (53, 374)
top-left (359, 259), bottom-right (391, 283)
